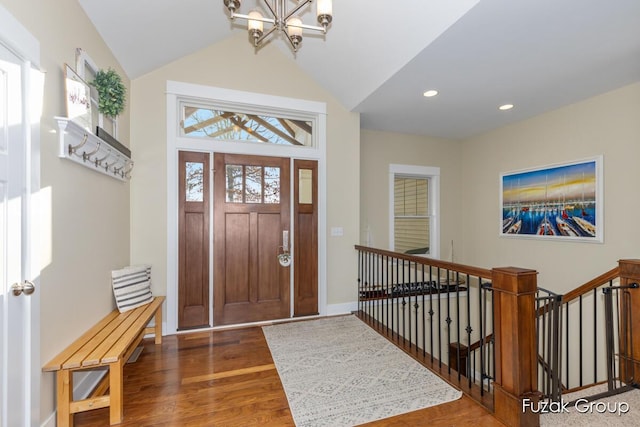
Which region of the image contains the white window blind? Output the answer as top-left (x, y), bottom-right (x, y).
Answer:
top-left (393, 177), bottom-right (430, 254)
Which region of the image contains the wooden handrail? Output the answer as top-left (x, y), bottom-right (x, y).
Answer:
top-left (354, 245), bottom-right (492, 280)
top-left (561, 266), bottom-right (620, 303)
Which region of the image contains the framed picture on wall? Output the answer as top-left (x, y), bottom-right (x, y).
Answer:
top-left (499, 156), bottom-right (603, 242)
top-left (75, 48), bottom-right (118, 139)
top-left (64, 64), bottom-right (92, 131)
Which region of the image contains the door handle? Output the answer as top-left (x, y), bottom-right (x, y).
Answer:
top-left (278, 230), bottom-right (291, 267)
top-left (11, 280), bottom-right (36, 296)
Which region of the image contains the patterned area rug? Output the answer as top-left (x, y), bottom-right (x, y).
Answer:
top-left (262, 315), bottom-right (462, 426)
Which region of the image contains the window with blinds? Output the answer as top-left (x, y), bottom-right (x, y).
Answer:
top-left (393, 177), bottom-right (430, 254)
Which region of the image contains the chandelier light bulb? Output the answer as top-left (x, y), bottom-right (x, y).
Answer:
top-left (317, 0), bottom-right (332, 16)
top-left (248, 10), bottom-right (264, 34)
top-left (287, 16), bottom-right (303, 50)
top-left (224, 0), bottom-right (241, 14)
top-left (316, 0), bottom-right (333, 29)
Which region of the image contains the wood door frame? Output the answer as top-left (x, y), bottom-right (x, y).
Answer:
top-left (166, 82), bottom-right (327, 334)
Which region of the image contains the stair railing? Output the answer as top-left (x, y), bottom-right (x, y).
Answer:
top-left (355, 245), bottom-right (495, 402)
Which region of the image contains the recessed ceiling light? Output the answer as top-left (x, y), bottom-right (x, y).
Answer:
top-left (499, 104), bottom-right (514, 111)
top-left (423, 90), bottom-right (438, 97)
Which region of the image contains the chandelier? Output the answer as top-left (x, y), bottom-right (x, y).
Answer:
top-left (223, 0), bottom-right (333, 52)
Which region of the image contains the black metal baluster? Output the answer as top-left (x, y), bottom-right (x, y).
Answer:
top-left (565, 301), bottom-right (570, 389)
top-left (593, 288), bottom-right (597, 384)
top-left (401, 259), bottom-right (406, 346)
top-left (357, 250), bottom-right (362, 313)
top-left (385, 255), bottom-right (390, 336)
top-left (579, 295), bottom-right (583, 387)
top-left (367, 251), bottom-right (372, 318)
top-left (613, 281), bottom-right (619, 387)
top-left (395, 255), bottom-right (399, 344)
top-left (414, 262), bottom-right (420, 353)
top-left (465, 278), bottom-right (473, 388)
top-left (437, 267), bottom-right (443, 366)
top-left (479, 275), bottom-right (485, 394)
top-left (445, 269), bottom-right (452, 374)
top-left (407, 261), bottom-right (413, 349)
top-left (603, 287), bottom-right (615, 392)
top-left (429, 265), bottom-right (435, 363)
top-left (422, 263), bottom-right (426, 358)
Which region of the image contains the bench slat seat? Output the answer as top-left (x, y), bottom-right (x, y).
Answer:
top-left (43, 296), bottom-right (165, 426)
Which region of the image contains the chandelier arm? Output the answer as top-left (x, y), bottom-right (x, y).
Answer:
top-left (261, 0), bottom-right (278, 20)
top-left (255, 25), bottom-right (278, 46)
top-left (288, 21), bottom-right (326, 33)
top-left (283, 0), bottom-right (313, 22)
top-left (284, 29), bottom-right (299, 52)
top-left (233, 12), bottom-right (276, 25)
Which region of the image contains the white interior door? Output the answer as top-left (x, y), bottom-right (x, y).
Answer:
top-left (0, 42), bottom-right (38, 427)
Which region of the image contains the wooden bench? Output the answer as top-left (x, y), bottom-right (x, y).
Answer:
top-left (43, 296), bottom-right (165, 426)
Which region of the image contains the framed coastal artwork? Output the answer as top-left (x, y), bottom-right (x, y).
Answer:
top-left (500, 156), bottom-right (603, 242)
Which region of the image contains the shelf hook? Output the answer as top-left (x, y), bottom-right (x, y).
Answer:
top-left (68, 133), bottom-right (88, 156)
top-left (82, 141), bottom-right (101, 163)
top-left (94, 147), bottom-right (112, 168)
top-left (124, 161), bottom-right (135, 179)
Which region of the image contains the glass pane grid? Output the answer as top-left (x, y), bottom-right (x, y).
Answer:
top-left (182, 105), bottom-right (313, 147)
top-left (185, 162), bottom-right (204, 202)
top-left (225, 164), bottom-right (280, 204)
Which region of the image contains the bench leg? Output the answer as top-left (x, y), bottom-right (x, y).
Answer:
top-left (154, 304), bottom-right (163, 344)
top-left (109, 360), bottom-right (124, 425)
top-left (57, 370), bottom-right (74, 427)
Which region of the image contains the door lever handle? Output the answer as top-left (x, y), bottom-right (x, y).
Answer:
top-left (282, 230), bottom-right (289, 252)
top-left (278, 230), bottom-right (291, 267)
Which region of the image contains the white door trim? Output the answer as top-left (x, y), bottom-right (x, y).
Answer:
top-left (166, 81), bottom-right (327, 334)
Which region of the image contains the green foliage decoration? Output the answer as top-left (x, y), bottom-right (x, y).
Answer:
top-left (92, 68), bottom-right (126, 118)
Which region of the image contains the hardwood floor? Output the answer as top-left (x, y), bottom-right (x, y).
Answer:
top-left (74, 325), bottom-right (506, 427)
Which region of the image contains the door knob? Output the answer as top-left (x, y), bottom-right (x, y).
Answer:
top-left (11, 280), bottom-right (35, 296)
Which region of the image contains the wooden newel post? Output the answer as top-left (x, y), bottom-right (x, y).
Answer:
top-left (618, 259), bottom-right (640, 384)
top-left (492, 267), bottom-right (541, 427)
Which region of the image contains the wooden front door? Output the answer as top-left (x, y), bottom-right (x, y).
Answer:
top-left (213, 153), bottom-right (291, 325)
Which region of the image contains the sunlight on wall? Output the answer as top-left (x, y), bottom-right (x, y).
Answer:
top-left (35, 186), bottom-right (51, 271)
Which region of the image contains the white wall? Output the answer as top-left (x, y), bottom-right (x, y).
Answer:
top-left (360, 129), bottom-right (463, 261)
top-left (0, 0), bottom-right (131, 422)
top-left (359, 83), bottom-right (640, 296)
top-left (459, 82), bottom-right (640, 293)
top-left (130, 34), bottom-right (361, 316)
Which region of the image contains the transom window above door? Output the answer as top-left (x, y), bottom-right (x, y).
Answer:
top-left (226, 164), bottom-right (281, 204)
top-left (180, 103), bottom-right (313, 146)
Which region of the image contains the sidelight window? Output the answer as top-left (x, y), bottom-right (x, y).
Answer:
top-left (185, 162), bottom-right (204, 202)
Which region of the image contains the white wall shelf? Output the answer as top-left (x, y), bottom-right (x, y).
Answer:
top-left (55, 117), bottom-right (133, 181)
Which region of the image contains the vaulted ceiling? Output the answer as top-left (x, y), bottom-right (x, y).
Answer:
top-left (79, 0), bottom-right (640, 139)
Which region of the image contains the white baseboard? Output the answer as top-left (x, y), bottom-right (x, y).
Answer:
top-left (326, 301), bottom-right (358, 316)
top-left (41, 411), bottom-right (56, 427)
top-left (73, 368), bottom-right (108, 401)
